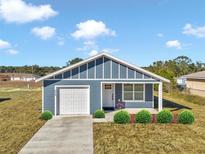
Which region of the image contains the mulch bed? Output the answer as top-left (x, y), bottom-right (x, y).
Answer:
top-left (130, 113), bottom-right (178, 124)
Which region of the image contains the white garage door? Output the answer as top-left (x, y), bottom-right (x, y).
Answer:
top-left (59, 87), bottom-right (89, 115)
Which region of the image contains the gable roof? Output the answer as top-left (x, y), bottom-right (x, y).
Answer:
top-left (36, 52), bottom-right (170, 83)
top-left (182, 71), bottom-right (205, 80)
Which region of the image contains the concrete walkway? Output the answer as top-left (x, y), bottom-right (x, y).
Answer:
top-left (19, 116), bottom-right (93, 154)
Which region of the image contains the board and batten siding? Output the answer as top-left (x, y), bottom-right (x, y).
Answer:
top-left (44, 79), bottom-right (156, 114)
top-left (52, 56), bottom-right (153, 80)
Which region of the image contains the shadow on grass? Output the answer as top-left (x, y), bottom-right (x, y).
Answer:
top-left (0, 98), bottom-right (11, 103)
top-left (154, 96), bottom-right (191, 111)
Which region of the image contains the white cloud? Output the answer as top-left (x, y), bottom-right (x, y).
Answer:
top-left (76, 41), bottom-right (98, 51)
top-left (6, 49), bottom-right (18, 55)
top-left (0, 39), bottom-right (11, 49)
top-left (88, 50), bottom-right (98, 56)
top-left (101, 48), bottom-right (119, 53)
top-left (157, 33), bottom-right (164, 37)
top-left (166, 40), bottom-right (182, 49)
top-left (71, 20), bottom-right (116, 40)
top-left (0, 0), bottom-right (58, 23)
top-left (31, 26), bottom-right (56, 40)
top-left (182, 23), bottom-right (205, 38)
top-left (57, 37), bottom-right (64, 46)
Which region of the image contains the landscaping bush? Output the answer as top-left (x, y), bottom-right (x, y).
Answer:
top-left (41, 110), bottom-right (53, 120)
top-left (94, 109), bottom-right (105, 118)
top-left (157, 109), bottom-right (173, 123)
top-left (178, 110), bottom-right (195, 124)
top-left (135, 110), bottom-right (152, 124)
top-left (114, 110), bottom-right (130, 124)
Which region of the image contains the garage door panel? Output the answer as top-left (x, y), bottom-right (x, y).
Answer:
top-left (59, 87), bottom-right (89, 114)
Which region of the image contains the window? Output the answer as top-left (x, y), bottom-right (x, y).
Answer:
top-left (123, 84), bottom-right (144, 101)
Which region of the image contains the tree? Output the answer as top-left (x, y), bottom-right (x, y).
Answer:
top-left (66, 58), bottom-right (83, 66)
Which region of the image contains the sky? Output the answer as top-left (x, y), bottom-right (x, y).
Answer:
top-left (0, 0), bottom-right (205, 67)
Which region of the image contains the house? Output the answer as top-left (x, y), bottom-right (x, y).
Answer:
top-left (36, 52), bottom-right (170, 116)
top-left (0, 74), bottom-right (10, 81)
top-left (181, 71), bottom-right (205, 97)
top-left (177, 76), bottom-right (186, 87)
top-left (0, 73), bottom-right (40, 81)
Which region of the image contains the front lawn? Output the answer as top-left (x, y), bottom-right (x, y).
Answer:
top-left (94, 92), bottom-right (205, 153)
top-left (0, 89), bottom-right (45, 154)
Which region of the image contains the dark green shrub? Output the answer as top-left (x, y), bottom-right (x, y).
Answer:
top-left (41, 110), bottom-right (53, 120)
top-left (157, 109), bottom-right (173, 123)
top-left (94, 109), bottom-right (105, 118)
top-left (135, 110), bottom-right (152, 124)
top-left (178, 110), bottom-right (195, 124)
top-left (114, 110), bottom-right (130, 124)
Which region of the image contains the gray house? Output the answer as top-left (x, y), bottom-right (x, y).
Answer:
top-left (36, 52), bottom-right (169, 115)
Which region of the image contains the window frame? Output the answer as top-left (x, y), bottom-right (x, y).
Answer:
top-left (122, 83), bottom-right (145, 102)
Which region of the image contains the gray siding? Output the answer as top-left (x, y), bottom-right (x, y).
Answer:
top-left (128, 68), bottom-right (135, 79)
top-left (46, 56), bottom-right (155, 80)
top-left (120, 64), bottom-right (127, 79)
top-left (44, 80), bottom-right (155, 114)
top-left (145, 84), bottom-right (153, 101)
top-left (104, 57), bottom-right (111, 79)
top-left (88, 61), bottom-right (95, 78)
top-left (71, 68), bottom-right (78, 79)
top-left (96, 57), bottom-right (103, 78)
top-left (80, 64), bottom-right (87, 79)
top-left (63, 71), bottom-right (70, 79)
top-left (112, 61), bottom-right (119, 79)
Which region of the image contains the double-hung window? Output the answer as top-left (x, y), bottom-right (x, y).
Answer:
top-left (123, 84), bottom-right (144, 101)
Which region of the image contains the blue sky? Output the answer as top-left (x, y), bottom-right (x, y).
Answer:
top-left (0, 0), bottom-right (205, 67)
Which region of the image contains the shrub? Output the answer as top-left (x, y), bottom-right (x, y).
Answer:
top-left (135, 110), bottom-right (152, 124)
top-left (157, 109), bottom-right (173, 123)
top-left (114, 110), bottom-right (130, 124)
top-left (41, 110), bottom-right (53, 120)
top-left (94, 109), bottom-right (105, 118)
top-left (178, 110), bottom-right (195, 124)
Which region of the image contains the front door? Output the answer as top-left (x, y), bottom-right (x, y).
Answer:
top-left (103, 84), bottom-right (115, 108)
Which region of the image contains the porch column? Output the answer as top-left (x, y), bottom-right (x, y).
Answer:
top-left (158, 82), bottom-right (163, 111)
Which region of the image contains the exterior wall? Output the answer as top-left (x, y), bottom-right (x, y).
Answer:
top-left (53, 56), bottom-right (155, 80)
top-left (115, 83), bottom-right (153, 108)
top-left (186, 79), bottom-right (205, 97)
top-left (43, 79), bottom-right (156, 115)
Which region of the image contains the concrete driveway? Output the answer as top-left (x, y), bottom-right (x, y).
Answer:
top-left (19, 116), bottom-right (93, 154)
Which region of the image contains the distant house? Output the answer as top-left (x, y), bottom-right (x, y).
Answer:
top-left (181, 71), bottom-right (205, 97)
top-left (0, 73), bottom-right (40, 81)
top-left (177, 76), bottom-right (186, 87)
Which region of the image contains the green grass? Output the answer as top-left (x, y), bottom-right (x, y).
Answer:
top-left (0, 89), bottom-right (45, 154)
top-left (94, 92), bottom-right (205, 154)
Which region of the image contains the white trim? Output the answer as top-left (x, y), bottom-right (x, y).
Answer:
top-left (118, 63), bottom-right (120, 79)
top-left (78, 67), bottom-right (80, 79)
top-left (101, 81), bottom-right (161, 84)
top-left (110, 60), bottom-right (112, 79)
top-left (152, 83), bottom-right (154, 108)
top-left (122, 83), bottom-right (145, 102)
top-left (126, 67), bottom-right (128, 79)
top-left (102, 56), bottom-right (104, 79)
top-left (44, 78), bottom-right (157, 81)
top-left (100, 82), bottom-right (103, 110)
top-left (36, 52), bottom-right (170, 83)
top-left (42, 83), bottom-right (44, 112)
top-left (158, 82), bottom-right (163, 111)
top-left (113, 83), bottom-right (116, 108)
top-left (54, 85), bottom-right (90, 115)
top-left (94, 59), bottom-right (96, 79)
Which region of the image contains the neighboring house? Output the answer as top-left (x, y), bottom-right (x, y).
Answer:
top-left (182, 71), bottom-right (205, 97)
top-left (36, 52), bottom-right (170, 116)
top-left (0, 74), bottom-right (10, 81)
top-left (177, 76), bottom-right (186, 87)
top-left (0, 73), bottom-right (39, 81)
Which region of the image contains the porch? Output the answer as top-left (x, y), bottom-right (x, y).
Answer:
top-left (101, 82), bottom-right (163, 112)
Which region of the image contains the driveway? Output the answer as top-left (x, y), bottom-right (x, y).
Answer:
top-left (19, 116), bottom-right (93, 154)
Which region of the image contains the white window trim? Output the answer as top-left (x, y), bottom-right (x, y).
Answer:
top-left (122, 83), bottom-right (145, 102)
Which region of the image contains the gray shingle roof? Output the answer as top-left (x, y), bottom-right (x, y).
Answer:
top-left (182, 71), bottom-right (205, 79)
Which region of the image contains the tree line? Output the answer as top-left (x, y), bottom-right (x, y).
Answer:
top-left (0, 56), bottom-right (204, 85)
